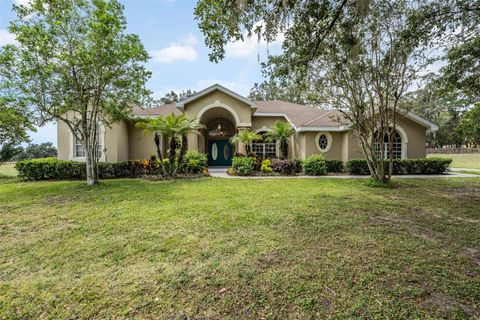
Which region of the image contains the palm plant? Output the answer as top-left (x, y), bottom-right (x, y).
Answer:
top-left (175, 115), bottom-right (203, 174)
top-left (266, 121), bottom-right (294, 159)
top-left (229, 130), bottom-right (262, 156)
top-left (136, 113), bottom-right (202, 176)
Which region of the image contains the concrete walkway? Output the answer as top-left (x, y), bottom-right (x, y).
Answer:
top-left (450, 168), bottom-right (480, 172)
top-left (208, 167), bottom-right (479, 179)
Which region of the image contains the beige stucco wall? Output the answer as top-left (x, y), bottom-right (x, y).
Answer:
top-left (128, 122), bottom-right (158, 160)
top-left (104, 121), bottom-right (129, 162)
top-left (345, 115), bottom-right (427, 160)
top-left (57, 121), bottom-right (70, 161)
top-left (183, 90), bottom-right (253, 126)
top-left (302, 131), bottom-right (344, 160)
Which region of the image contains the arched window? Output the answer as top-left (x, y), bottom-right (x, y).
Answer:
top-left (252, 131), bottom-right (277, 158)
top-left (375, 130), bottom-right (402, 159)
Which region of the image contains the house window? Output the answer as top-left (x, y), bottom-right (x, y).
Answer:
top-left (73, 124), bottom-right (102, 158)
top-left (375, 130), bottom-right (402, 159)
top-left (252, 132), bottom-right (277, 158)
top-left (315, 132), bottom-right (332, 152)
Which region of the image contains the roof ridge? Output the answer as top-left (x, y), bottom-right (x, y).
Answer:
top-left (301, 110), bottom-right (333, 126)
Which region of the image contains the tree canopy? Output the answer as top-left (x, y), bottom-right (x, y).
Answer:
top-left (2, 0), bottom-right (152, 185)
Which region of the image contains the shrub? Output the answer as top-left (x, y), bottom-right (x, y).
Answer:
top-left (260, 159), bottom-right (273, 173)
top-left (345, 158), bottom-right (452, 175)
top-left (302, 154), bottom-right (327, 175)
top-left (183, 151), bottom-right (208, 173)
top-left (325, 159), bottom-right (344, 173)
top-left (346, 159), bottom-right (370, 175)
top-left (271, 159), bottom-right (302, 174)
top-left (232, 156), bottom-right (255, 176)
top-left (16, 158), bottom-right (155, 180)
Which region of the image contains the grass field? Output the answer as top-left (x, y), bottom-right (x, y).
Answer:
top-left (1, 177), bottom-right (479, 319)
top-left (428, 153), bottom-right (480, 169)
top-left (0, 163), bottom-right (17, 178)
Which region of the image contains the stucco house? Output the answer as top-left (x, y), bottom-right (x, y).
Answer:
top-left (57, 84), bottom-right (438, 166)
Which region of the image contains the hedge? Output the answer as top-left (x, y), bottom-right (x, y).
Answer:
top-left (15, 154), bottom-right (208, 181)
top-left (270, 159), bottom-right (303, 174)
top-left (346, 158), bottom-right (452, 175)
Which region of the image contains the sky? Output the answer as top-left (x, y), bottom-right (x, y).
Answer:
top-left (0, 0), bottom-right (283, 146)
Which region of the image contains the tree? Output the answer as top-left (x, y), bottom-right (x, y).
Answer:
top-left (157, 89), bottom-right (196, 105)
top-left (196, 0), bottom-right (425, 182)
top-left (229, 130), bottom-right (262, 156)
top-left (0, 144), bottom-right (22, 165)
top-left (3, 0), bottom-right (151, 185)
top-left (136, 113), bottom-right (202, 176)
top-left (13, 142), bottom-right (57, 161)
top-left (248, 78), bottom-right (319, 105)
top-left (266, 121), bottom-right (294, 159)
top-left (457, 104), bottom-right (480, 147)
top-left (0, 45), bottom-right (35, 161)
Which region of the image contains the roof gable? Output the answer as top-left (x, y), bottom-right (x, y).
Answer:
top-left (176, 84), bottom-right (255, 110)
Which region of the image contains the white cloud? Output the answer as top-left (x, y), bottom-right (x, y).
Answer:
top-left (225, 22), bottom-right (285, 58)
top-left (0, 29), bottom-right (19, 47)
top-left (13, 0), bottom-right (32, 6)
top-left (151, 34), bottom-right (199, 64)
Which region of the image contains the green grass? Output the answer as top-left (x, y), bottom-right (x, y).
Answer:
top-left (1, 177), bottom-right (479, 319)
top-left (0, 163), bottom-right (17, 178)
top-left (428, 153), bottom-right (480, 169)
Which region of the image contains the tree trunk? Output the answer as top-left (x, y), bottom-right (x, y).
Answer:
top-left (168, 136), bottom-right (177, 175)
top-left (281, 140), bottom-right (288, 159)
top-left (154, 132), bottom-right (167, 175)
top-left (175, 134), bottom-right (188, 174)
top-left (84, 143), bottom-right (98, 186)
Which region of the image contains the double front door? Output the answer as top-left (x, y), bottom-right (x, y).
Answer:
top-left (208, 140), bottom-right (233, 166)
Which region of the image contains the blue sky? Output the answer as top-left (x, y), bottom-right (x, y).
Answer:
top-left (0, 0), bottom-right (283, 145)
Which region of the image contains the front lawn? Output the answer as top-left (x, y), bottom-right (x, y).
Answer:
top-left (0, 163), bottom-right (17, 178)
top-left (0, 177), bottom-right (479, 319)
top-left (428, 153), bottom-right (480, 169)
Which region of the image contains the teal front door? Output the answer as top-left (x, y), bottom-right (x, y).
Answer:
top-left (208, 140), bottom-right (233, 166)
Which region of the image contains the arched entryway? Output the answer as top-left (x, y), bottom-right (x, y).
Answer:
top-left (198, 106), bottom-right (238, 166)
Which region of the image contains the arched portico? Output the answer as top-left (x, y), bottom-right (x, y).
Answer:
top-left (194, 104), bottom-right (246, 166)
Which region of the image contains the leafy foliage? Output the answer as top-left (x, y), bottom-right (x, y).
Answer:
top-left (156, 89), bottom-right (196, 105)
top-left (229, 130), bottom-right (262, 156)
top-left (260, 159), bottom-right (273, 174)
top-left (183, 150), bottom-right (208, 174)
top-left (136, 113), bottom-right (203, 176)
top-left (4, 0), bottom-right (151, 185)
top-left (346, 158), bottom-right (452, 175)
top-left (13, 142), bottom-right (57, 161)
top-left (265, 121), bottom-right (294, 159)
top-left (457, 104), bottom-right (480, 146)
top-left (270, 159), bottom-right (303, 174)
top-left (302, 154), bottom-right (327, 176)
top-left (0, 143), bottom-right (22, 165)
top-left (231, 156), bottom-right (255, 176)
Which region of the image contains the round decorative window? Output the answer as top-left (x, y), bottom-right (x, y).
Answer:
top-left (315, 132), bottom-right (332, 152)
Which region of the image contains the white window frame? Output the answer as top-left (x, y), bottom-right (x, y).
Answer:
top-left (69, 124), bottom-right (106, 162)
top-left (373, 126), bottom-right (408, 160)
top-left (251, 127), bottom-right (279, 158)
top-left (315, 132), bottom-right (333, 153)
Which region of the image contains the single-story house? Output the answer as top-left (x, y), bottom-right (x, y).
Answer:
top-left (57, 84), bottom-right (438, 166)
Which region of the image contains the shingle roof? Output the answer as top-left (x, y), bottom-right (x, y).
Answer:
top-left (253, 100), bottom-right (347, 128)
top-left (132, 100), bottom-right (348, 129)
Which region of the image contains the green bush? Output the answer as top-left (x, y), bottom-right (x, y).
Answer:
top-left (346, 159), bottom-right (371, 175)
top-left (302, 154), bottom-right (327, 175)
top-left (325, 159), bottom-right (344, 173)
top-left (16, 158), bottom-right (146, 180)
top-left (232, 156), bottom-right (255, 176)
top-left (183, 151), bottom-right (208, 173)
top-left (260, 159), bottom-right (273, 173)
top-left (345, 158), bottom-right (452, 175)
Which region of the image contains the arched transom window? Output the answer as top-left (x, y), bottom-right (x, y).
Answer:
top-left (375, 130), bottom-right (402, 159)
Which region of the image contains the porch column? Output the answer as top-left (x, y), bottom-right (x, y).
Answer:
top-left (237, 127), bottom-right (250, 155)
